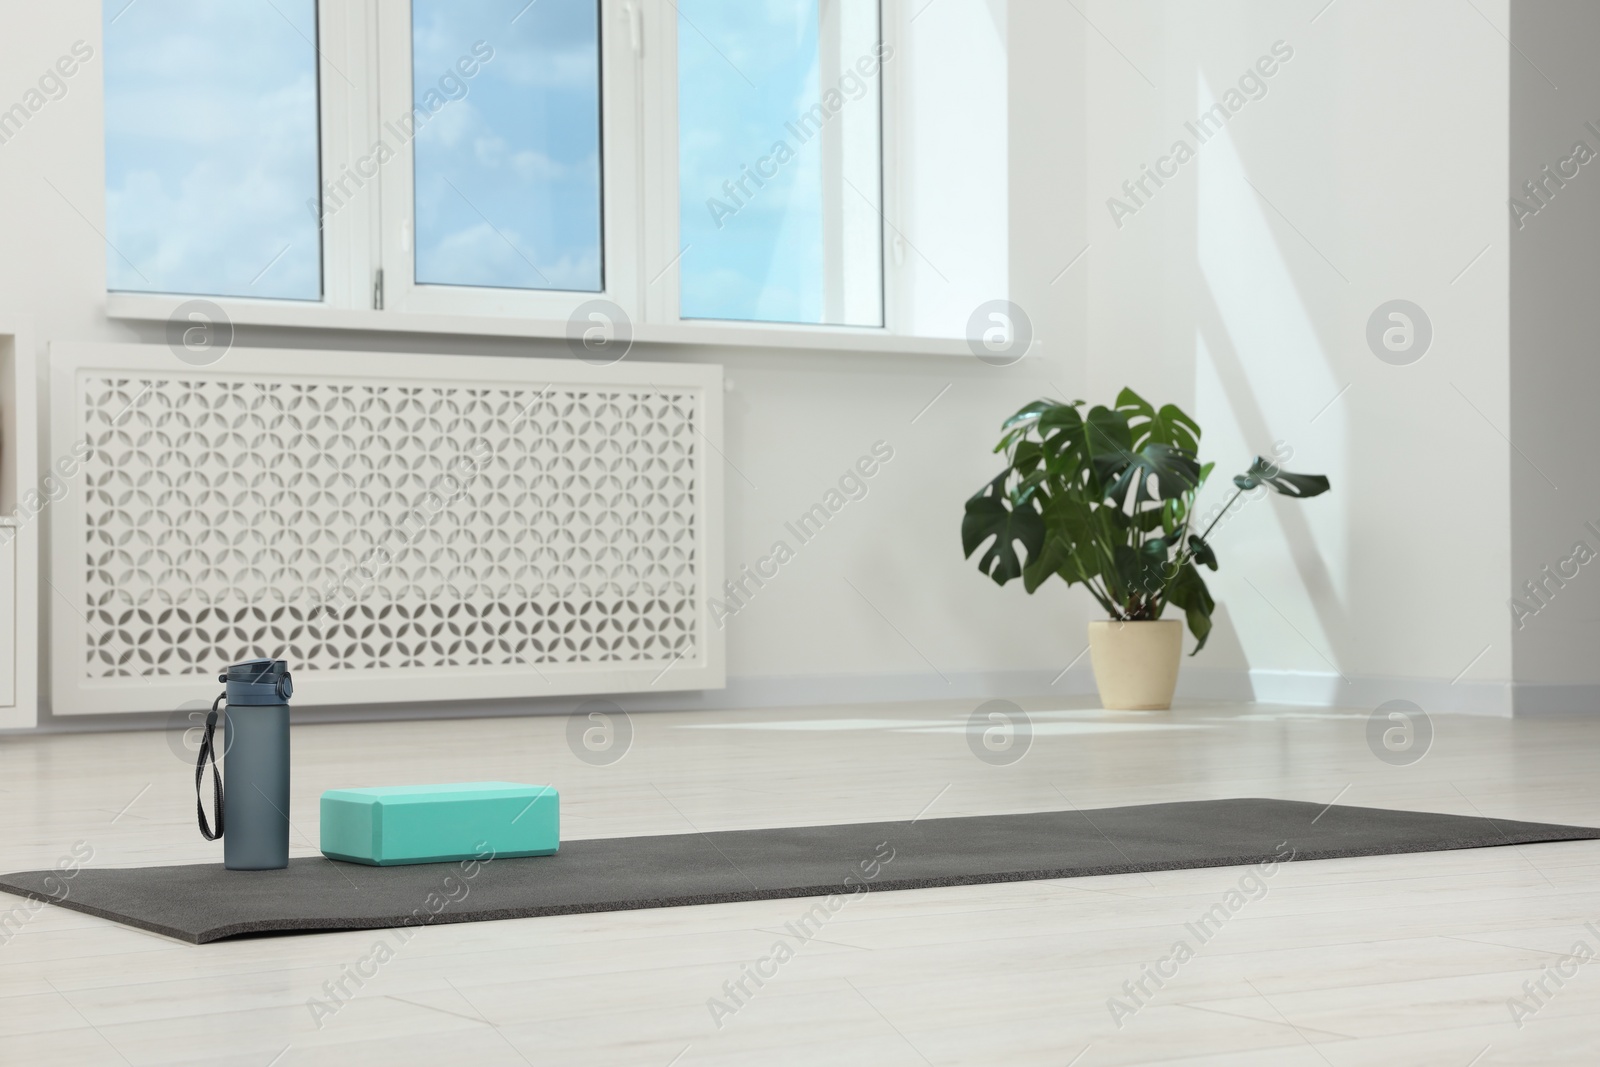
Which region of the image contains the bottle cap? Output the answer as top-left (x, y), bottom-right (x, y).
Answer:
top-left (219, 659), bottom-right (293, 705)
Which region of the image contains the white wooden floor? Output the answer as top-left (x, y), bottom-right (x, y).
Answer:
top-left (2, 698), bottom-right (1598, 1066)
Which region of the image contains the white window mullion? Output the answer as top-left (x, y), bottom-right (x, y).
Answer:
top-left (316, 0), bottom-right (382, 310)
top-left (877, 0), bottom-right (906, 337)
top-left (373, 0), bottom-right (415, 314)
top-left (639, 0), bottom-right (681, 327)
top-left (819, 0), bottom-right (886, 328)
top-left (599, 0), bottom-right (643, 324)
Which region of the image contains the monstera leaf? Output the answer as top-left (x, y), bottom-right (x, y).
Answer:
top-left (1105, 441), bottom-right (1202, 507)
top-left (1117, 388), bottom-right (1201, 455)
top-left (1164, 560), bottom-right (1216, 653)
top-left (1023, 531), bottom-right (1112, 616)
top-left (1023, 496), bottom-right (1105, 598)
top-left (1084, 405), bottom-right (1136, 481)
top-left (962, 473), bottom-right (1044, 585)
top-left (1130, 537), bottom-right (1175, 598)
top-left (1022, 532), bottom-right (1072, 595)
top-left (999, 399), bottom-right (1085, 457)
top-left (1005, 399), bottom-right (1138, 495)
top-left (1233, 456), bottom-right (1331, 498)
top-left (1104, 391), bottom-right (1203, 507)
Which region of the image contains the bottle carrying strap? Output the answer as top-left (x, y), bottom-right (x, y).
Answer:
top-left (196, 692), bottom-right (225, 841)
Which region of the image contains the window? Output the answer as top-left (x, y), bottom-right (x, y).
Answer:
top-left (100, 0), bottom-right (1010, 351)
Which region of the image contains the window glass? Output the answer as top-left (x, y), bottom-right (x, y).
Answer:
top-left (412, 0), bottom-right (603, 292)
top-left (104, 0), bottom-right (323, 299)
top-left (678, 0), bottom-right (885, 326)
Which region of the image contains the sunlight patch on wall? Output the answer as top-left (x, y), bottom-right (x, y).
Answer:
top-left (1193, 70), bottom-right (1347, 671)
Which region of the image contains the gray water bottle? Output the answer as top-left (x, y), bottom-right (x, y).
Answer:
top-left (217, 659), bottom-right (293, 871)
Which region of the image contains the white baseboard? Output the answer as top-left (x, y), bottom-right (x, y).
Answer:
top-left (690, 666), bottom-right (1515, 718)
top-left (1175, 668), bottom-right (1513, 717)
top-left (627, 664), bottom-right (1514, 717)
top-left (16, 664), bottom-right (1527, 735)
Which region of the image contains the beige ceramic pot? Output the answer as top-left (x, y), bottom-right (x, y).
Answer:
top-left (1087, 619), bottom-right (1183, 710)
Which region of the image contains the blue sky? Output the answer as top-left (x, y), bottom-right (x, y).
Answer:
top-left (104, 0), bottom-right (322, 299)
top-left (677, 0), bottom-right (826, 324)
top-left (411, 0), bottom-right (602, 292)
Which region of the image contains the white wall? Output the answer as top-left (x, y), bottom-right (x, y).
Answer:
top-left (1083, 0), bottom-right (1513, 713)
top-left (0, 1), bottom-right (1535, 723)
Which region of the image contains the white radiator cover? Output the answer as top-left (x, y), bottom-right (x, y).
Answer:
top-left (48, 343), bottom-right (724, 714)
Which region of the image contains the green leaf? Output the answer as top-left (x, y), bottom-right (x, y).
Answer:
top-left (999, 399), bottom-right (1085, 453)
top-left (1117, 389), bottom-right (1202, 455)
top-left (962, 472), bottom-right (1045, 585)
top-left (1134, 507), bottom-right (1167, 533)
top-left (1012, 439), bottom-right (1045, 477)
top-left (1106, 539), bottom-right (1169, 607)
top-left (1036, 400), bottom-right (1089, 434)
top-left (1165, 561), bottom-right (1216, 653)
top-left (1036, 403), bottom-right (1088, 481)
top-left (1001, 398), bottom-right (1081, 432)
top-left (1075, 405), bottom-right (1134, 490)
top-left (1135, 537), bottom-right (1173, 598)
top-left (1187, 532), bottom-right (1218, 570)
top-left (1114, 388), bottom-right (1154, 430)
top-left (1021, 532), bottom-right (1069, 594)
top-left (1107, 543), bottom-right (1141, 605)
top-left (1025, 497), bottom-right (1086, 586)
top-left (1014, 468), bottom-right (1050, 506)
top-left (1014, 402), bottom-right (1124, 498)
top-left (1232, 456), bottom-right (1331, 498)
top-left (1106, 441), bottom-right (1203, 506)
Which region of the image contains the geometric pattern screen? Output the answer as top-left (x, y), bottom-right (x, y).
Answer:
top-left (81, 375), bottom-right (699, 678)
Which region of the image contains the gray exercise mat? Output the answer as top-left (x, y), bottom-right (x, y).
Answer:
top-left (2, 798), bottom-right (1594, 944)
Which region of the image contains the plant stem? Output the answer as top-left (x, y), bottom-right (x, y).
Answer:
top-left (1195, 487), bottom-right (1245, 545)
top-left (1087, 578), bottom-right (1119, 618)
top-left (1154, 486), bottom-right (1243, 615)
top-left (1154, 509), bottom-right (1195, 615)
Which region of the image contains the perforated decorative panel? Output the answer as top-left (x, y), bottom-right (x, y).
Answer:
top-left (49, 345), bottom-right (724, 714)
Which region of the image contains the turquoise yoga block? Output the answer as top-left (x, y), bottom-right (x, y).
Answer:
top-left (319, 782), bottom-right (559, 866)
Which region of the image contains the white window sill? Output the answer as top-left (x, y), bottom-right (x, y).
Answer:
top-left (105, 293), bottom-right (1000, 360)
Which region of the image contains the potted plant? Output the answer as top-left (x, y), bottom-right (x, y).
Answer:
top-left (962, 389), bottom-right (1330, 710)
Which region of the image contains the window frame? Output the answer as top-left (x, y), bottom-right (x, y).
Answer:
top-left (101, 0), bottom-right (987, 357)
